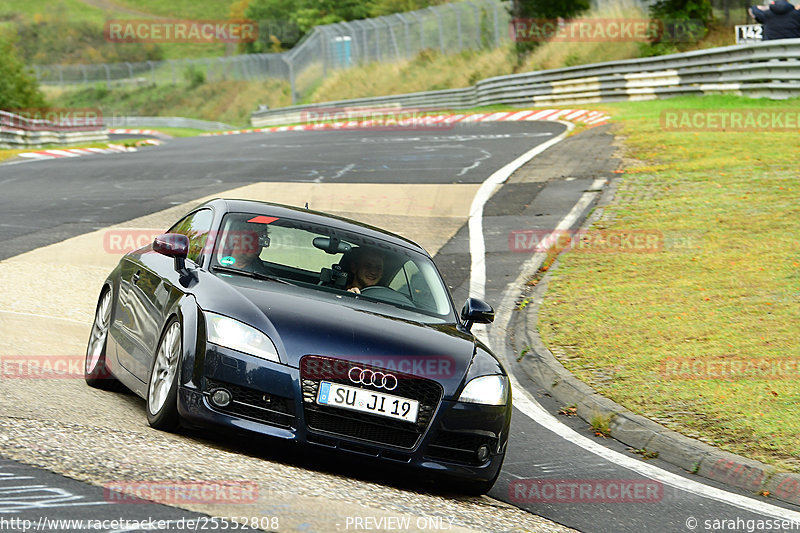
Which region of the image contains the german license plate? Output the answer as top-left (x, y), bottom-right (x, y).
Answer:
top-left (317, 381), bottom-right (419, 423)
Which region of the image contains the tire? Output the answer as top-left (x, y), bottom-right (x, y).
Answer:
top-left (84, 289), bottom-right (119, 390)
top-left (146, 318), bottom-right (182, 431)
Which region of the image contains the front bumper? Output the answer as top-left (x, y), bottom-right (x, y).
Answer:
top-left (177, 346), bottom-right (510, 482)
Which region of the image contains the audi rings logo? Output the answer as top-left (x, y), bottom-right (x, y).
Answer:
top-left (348, 367), bottom-right (398, 391)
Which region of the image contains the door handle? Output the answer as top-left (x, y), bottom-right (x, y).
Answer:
top-left (132, 270), bottom-right (141, 284)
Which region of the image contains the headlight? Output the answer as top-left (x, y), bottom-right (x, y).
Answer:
top-left (204, 312), bottom-right (279, 363)
top-left (458, 375), bottom-right (508, 406)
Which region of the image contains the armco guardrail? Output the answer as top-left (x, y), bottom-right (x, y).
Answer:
top-left (252, 39), bottom-right (800, 126)
top-left (0, 110), bottom-right (108, 149)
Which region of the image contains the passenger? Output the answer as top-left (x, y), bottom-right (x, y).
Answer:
top-left (345, 247), bottom-right (384, 294)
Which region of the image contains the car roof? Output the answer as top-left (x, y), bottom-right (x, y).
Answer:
top-left (203, 198), bottom-right (427, 254)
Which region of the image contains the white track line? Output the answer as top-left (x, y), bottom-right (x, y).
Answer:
top-left (468, 123), bottom-right (575, 301)
top-left (467, 128), bottom-right (800, 521)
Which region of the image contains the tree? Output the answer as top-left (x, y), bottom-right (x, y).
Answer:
top-left (512, 0), bottom-right (591, 20)
top-left (649, 0), bottom-right (713, 23)
top-left (243, 0), bottom-right (304, 52)
top-left (510, 0), bottom-right (591, 58)
top-left (647, 0), bottom-right (711, 47)
top-left (0, 35), bottom-right (46, 110)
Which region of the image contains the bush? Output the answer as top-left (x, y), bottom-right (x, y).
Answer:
top-left (13, 14), bottom-right (164, 65)
top-left (0, 35), bottom-right (46, 110)
top-left (183, 65), bottom-right (206, 88)
top-left (648, 0), bottom-right (712, 45)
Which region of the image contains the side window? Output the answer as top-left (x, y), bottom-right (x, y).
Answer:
top-left (168, 209), bottom-right (214, 265)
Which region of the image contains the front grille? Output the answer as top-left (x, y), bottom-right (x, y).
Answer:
top-left (425, 431), bottom-right (498, 465)
top-left (204, 378), bottom-right (296, 428)
top-left (300, 355), bottom-right (443, 449)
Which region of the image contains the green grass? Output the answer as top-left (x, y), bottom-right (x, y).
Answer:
top-left (0, 148), bottom-right (29, 162)
top-left (0, 0), bottom-right (235, 60)
top-left (537, 95), bottom-right (800, 471)
top-left (126, 126), bottom-right (206, 137)
top-left (0, 0), bottom-right (108, 23)
top-left (114, 0), bottom-right (235, 20)
top-left (45, 79), bottom-right (292, 127)
top-left (0, 140), bottom-right (134, 162)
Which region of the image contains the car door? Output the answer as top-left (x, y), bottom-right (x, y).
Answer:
top-left (117, 209), bottom-right (214, 382)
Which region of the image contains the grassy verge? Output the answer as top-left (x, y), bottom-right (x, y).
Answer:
top-left (115, 126), bottom-right (207, 137)
top-left (536, 95), bottom-right (800, 471)
top-left (0, 140), bottom-right (145, 162)
top-left (0, 149), bottom-right (30, 163)
top-left (45, 79), bottom-right (293, 128)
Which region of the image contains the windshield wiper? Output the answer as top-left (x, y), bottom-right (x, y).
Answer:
top-left (211, 265), bottom-right (295, 286)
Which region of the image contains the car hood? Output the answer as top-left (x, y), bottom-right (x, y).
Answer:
top-left (197, 275), bottom-right (478, 396)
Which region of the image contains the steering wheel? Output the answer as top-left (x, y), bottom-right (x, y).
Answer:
top-left (358, 286), bottom-right (413, 306)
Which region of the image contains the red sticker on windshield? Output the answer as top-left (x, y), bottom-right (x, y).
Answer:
top-left (247, 216), bottom-right (278, 224)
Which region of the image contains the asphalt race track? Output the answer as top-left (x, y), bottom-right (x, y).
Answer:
top-left (2, 122), bottom-right (800, 532)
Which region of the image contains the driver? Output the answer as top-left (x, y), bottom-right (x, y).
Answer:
top-left (346, 247), bottom-right (384, 294)
top-left (220, 219), bottom-right (270, 272)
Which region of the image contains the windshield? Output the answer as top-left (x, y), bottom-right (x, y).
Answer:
top-left (211, 212), bottom-right (456, 322)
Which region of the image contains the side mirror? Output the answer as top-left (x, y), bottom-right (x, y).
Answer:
top-left (153, 233), bottom-right (189, 274)
top-left (461, 297), bottom-right (494, 331)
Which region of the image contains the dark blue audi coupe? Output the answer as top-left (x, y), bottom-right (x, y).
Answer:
top-left (85, 198), bottom-right (511, 493)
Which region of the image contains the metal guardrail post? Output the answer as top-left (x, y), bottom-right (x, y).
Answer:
top-left (449, 4), bottom-right (463, 52)
top-left (320, 26), bottom-right (329, 77)
top-left (464, 0), bottom-right (481, 47)
top-left (386, 19), bottom-right (401, 59)
top-left (395, 14), bottom-right (411, 58)
top-left (365, 18), bottom-right (381, 61)
top-left (351, 20), bottom-right (369, 63)
top-left (409, 10), bottom-right (425, 51)
top-left (282, 55), bottom-right (296, 104)
top-left (103, 64), bottom-right (111, 89)
top-left (490, 0), bottom-right (500, 47)
top-left (428, 7), bottom-right (446, 53)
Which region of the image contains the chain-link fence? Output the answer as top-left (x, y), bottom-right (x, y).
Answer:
top-left (33, 0), bottom-right (509, 103)
top-left (34, 54), bottom-right (290, 88)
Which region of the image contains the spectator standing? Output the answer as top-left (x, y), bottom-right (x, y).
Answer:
top-left (750, 1), bottom-right (800, 40)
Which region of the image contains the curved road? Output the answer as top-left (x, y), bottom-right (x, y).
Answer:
top-left (1, 122), bottom-right (799, 533)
